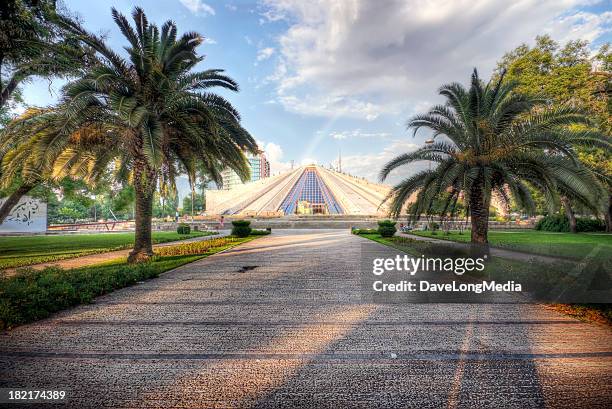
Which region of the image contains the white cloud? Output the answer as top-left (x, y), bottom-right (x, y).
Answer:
top-left (179, 0), bottom-right (215, 16)
top-left (341, 140), bottom-right (422, 183)
top-left (264, 61), bottom-right (287, 83)
top-left (244, 35), bottom-right (253, 45)
top-left (549, 11), bottom-right (612, 43)
top-left (278, 94), bottom-right (385, 121)
top-left (330, 129), bottom-right (392, 140)
top-left (257, 140), bottom-right (293, 174)
top-left (256, 47), bottom-right (275, 61)
top-left (225, 4), bottom-right (238, 11)
top-left (261, 0), bottom-right (610, 120)
top-left (203, 37), bottom-right (217, 45)
top-left (260, 6), bottom-right (288, 23)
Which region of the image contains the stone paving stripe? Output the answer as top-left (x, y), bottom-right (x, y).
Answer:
top-left (2, 350), bottom-right (611, 361)
top-left (94, 300), bottom-right (539, 305)
top-left (51, 319), bottom-right (582, 326)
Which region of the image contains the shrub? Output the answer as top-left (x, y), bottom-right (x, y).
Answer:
top-left (377, 220), bottom-right (397, 237)
top-left (535, 215), bottom-right (568, 232)
top-left (231, 220), bottom-right (252, 237)
top-left (536, 215), bottom-right (605, 232)
top-left (177, 223), bottom-right (191, 234)
top-left (576, 218), bottom-right (605, 232)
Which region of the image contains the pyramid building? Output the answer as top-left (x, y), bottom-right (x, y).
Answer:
top-left (206, 165), bottom-right (392, 216)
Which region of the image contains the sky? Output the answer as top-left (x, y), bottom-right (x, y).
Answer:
top-left (20, 0), bottom-right (612, 194)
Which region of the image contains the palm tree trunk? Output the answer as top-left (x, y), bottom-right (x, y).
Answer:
top-left (128, 159), bottom-right (157, 263)
top-left (469, 178), bottom-right (490, 244)
top-left (0, 184), bottom-right (35, 224)
top-left (605, 195), bottom-right (612, 233)
top-left (561, 196), bottom-right (577, 233)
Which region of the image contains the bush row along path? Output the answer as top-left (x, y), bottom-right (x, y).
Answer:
top-left (1, 229), bottom-right (610, 408)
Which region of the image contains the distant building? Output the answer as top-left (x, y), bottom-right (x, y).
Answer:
top-left (220, 151), bottom-right (270, 190)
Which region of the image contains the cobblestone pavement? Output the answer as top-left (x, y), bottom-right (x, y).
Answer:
top-left (1, 229), bottom-right (611, 408)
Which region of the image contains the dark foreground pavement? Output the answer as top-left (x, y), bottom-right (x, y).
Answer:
top-left (1, 229), bottom-right (611, 408)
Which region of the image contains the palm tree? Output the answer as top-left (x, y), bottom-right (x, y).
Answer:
top-left (380, 69), bottom-right (609, 244)
top-left (2, 7), bottom-right (257, 261)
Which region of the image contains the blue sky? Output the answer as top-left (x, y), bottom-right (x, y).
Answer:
top-left (21, 0), bottom-right (612, 190)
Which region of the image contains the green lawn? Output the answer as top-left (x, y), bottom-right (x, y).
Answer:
top-left (0, 231), bottom-right (215, 270)
top-left (409, 230), bottom-right (611, 260)
top-left (0, 235), bottom-right (257, 329)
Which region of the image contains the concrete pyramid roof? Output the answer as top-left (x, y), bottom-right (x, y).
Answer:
top-left (206, 165), bottom-right (392, 216)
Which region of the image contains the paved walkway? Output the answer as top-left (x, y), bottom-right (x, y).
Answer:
top-left (1, 230), bottom-right (611, 408)
top-left (5, 231), bottom-right (230, 274)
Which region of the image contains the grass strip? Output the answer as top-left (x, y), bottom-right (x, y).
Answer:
top-left (0, 231), bottom-right (216, 270)
top-left (409, 229), bottom-right (611, 261)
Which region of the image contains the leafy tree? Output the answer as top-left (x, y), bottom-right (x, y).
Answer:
top-left (381, 69), bottom-right (608, 244)
top-left (50, 198), bottom-right (90, 223)
top-left (2, 8), bottom-right (257, 262)
top-left (107, 185), bottom-right (135, 220)
top-left (0, 0), bottom-right (90, 222)
top-left (0, 89), bottom-right (22, 129)
top-left (496, 35), bottom-right (612, 231)
top-left (0, 0), bottom-right (92, 105)
top-left (182, 192), bottom-right (205, 216)
top-left (578, 146), bottom-right (612, 229)
top-left (153, 191), bottom-right (177, 219)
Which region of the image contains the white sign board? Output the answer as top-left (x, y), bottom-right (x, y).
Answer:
top-left (0, 196), bottom-right (47, 233)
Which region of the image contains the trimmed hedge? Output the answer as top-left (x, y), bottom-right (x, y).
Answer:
top-left (231, 220), bottom-right (252, 237)
top-left (535, 215), bottom-right (605, 232)
top-left (576, 218), bottom-right (606, 232)
top-left (377, 220), bottom-right (397, 237)
top-left (177, 223), bottom-right (191, 234)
